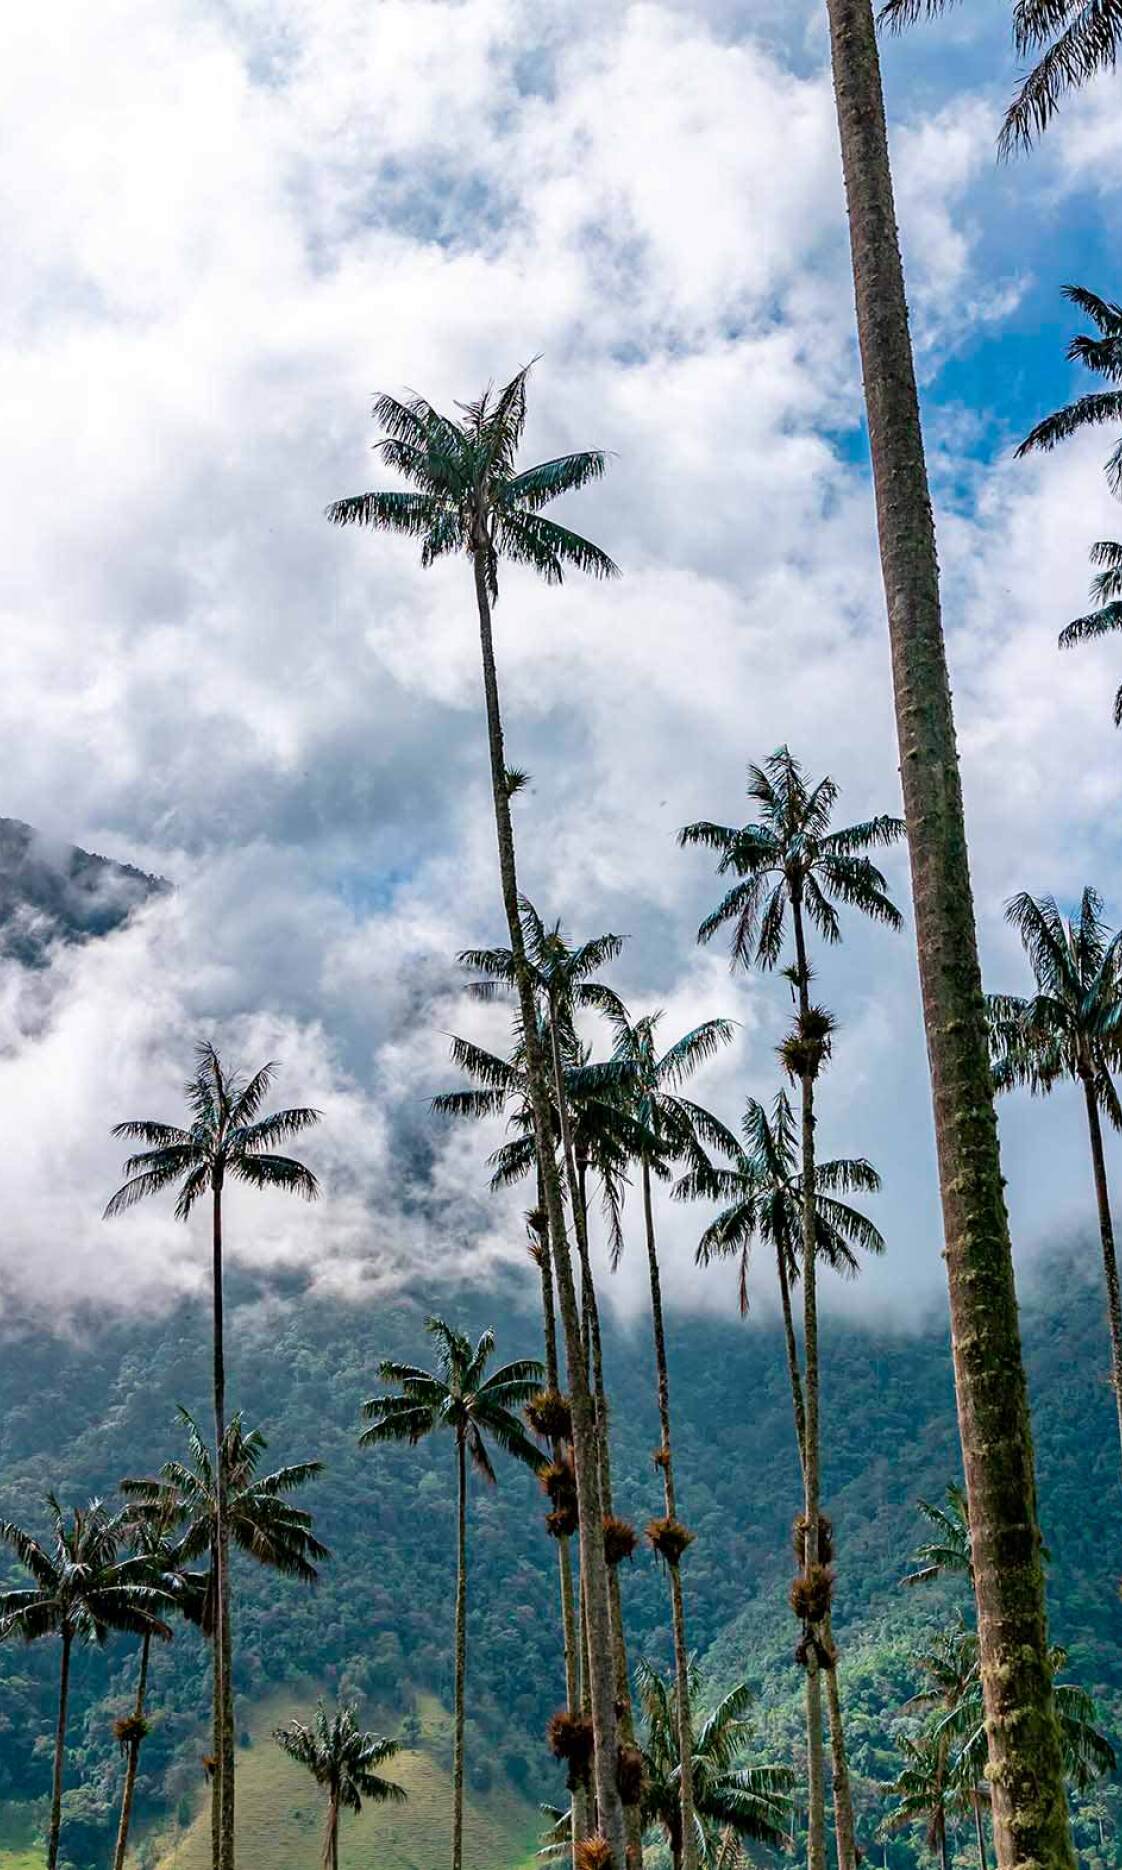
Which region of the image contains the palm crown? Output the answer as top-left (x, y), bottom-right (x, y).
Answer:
top-left (104, 1042), bottom-right (321, 1218)
top-left (636, 1658), bottom-right (793, 1864)
top-left (122, 1410), bottom-right (328, 1635)
top-left (988, 889), bottom-right (1122, 1120)
top-left (679, 747), bottom-right (904, 974)
top-left (1018, 289), bottom-right (1122, 488)
top-left (0, 1498), bottom-right (174, 1647)
top-left (274, 1700), bottom-right (404, 1804)
top-left (678, 1089), bottom-right (884, 1315)
top-left (325, 366), bottom-right (619, 599)
top-left (901, 1482), bottom-right (973, 1589)
top-left (360, 1318), bottom-right (543, 1482)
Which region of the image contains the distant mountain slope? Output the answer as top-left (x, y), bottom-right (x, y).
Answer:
top-left (0, 817), bottom-right (168, 965)
top-left (0, 1250), bottom-right (1119, 1867)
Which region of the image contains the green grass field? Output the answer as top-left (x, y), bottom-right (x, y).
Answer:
top-left (152, 1688), bottom-right (540, 1870)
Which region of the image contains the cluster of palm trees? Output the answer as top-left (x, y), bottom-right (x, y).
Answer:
top-left (883, 1489), bottom-right (1114, 1870)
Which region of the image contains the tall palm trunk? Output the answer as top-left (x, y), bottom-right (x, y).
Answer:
top-left (791, 898), bottom-right (827, 1870)
top-left (211, 1174), bottom-right (234, 1870)
top-left (46, 1627), bottom-right (72, 1870)
top-left (938, 1813), bottom-right (950, 1870)
top-left (323, 1789), bottom-right (339, 1870)
top-left (1080, 1072), bottom-right (1122, 1468)
top-left (112, 1630), bottom-right (152, 1870)
top-left (776, 1232), bottom-right (856, 1870)
top-left (453, 1432), bottom-right (468, 1870)
top-left (472, 544), bottom-right (624, 1865)
top-left (641, 1159), bottom-right (698, 1870)
top-left (973, 1787), bottom-right (990, 1870)
top-left (534, 1180), bottom-right (587, 1858)
top-left (820, 0), bottom-right (1074, 1861)
top-left (545, 1010), bottom-right (641, 1864)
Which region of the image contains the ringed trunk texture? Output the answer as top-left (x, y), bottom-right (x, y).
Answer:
top-left (641, 1160), bottom-right (698, 1870)
top-left (47, 1628), bottom-right (72, 1870)
top-left (1080, 1075), bottom-right (1122, 1470)
top-left (821, 0), bottom-right (1074, 1861)
top-left (112, 1629), bottom-right (152, 1870)
top-left (472, 548), bottom-right (624, 1867)
top-left (219, 1521), bottom-right (236, 1870)
top-left (792, 901), bottom-right (826, 1870)
top-left (453, 1433), bottom-right (468, 1870)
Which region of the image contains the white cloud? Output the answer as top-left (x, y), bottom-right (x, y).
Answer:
top-left (0, 0), bottom-right (1117, 1333)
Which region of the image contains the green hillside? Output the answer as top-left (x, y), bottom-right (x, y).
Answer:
top-left (1, 1245), bottom-right (1120, 1866)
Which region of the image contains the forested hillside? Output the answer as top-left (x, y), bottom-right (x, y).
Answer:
top-left (1, 1246), bottom-right (1118, 1867)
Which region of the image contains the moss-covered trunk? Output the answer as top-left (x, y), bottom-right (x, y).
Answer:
top-left (820, 0), bottom-right (1074, 1861)
top-left (112, 1630), bottom-right (152, 1870)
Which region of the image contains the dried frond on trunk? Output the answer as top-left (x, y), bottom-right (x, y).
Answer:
top-left (789, 1563), bottom-right (835, 1623)
top-left (548, 1710), bottom-right (596, 1788)
top-left (792, 1513), bottom-right (834, 1567)
top-left (526, 1389), bottom-right (573, 1442)
top-left (576, 1835), bottom-right (614, 1870)
top-left (646, 1515), bottom-right (694, 1566)
top-left (113, 1714), bottom-right (150, 1751)
top-left (602, 1515), bottom-right (638, 1567)
top-left (615, 1743), bottom-right (644, 1806)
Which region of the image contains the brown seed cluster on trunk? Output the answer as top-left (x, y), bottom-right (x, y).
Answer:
top-left (548, 1710), bottom-right (596, 1790)
top-left (602, 1515), bottom-right (638, 1567)
top-left (646, 1515), bottom-right (694, 1566)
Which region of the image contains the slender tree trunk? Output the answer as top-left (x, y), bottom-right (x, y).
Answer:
top-left (472, 544), bottom-right (624, 1866)
top-left (321, 1794), bottom-right (337, 1870)
top-left (939, 1814), bottom-right (950, 1870)
top-left (453, 1432), bottom-right (468, 1870)
top-left (641, 1160), bottom-right (698, 1870)
top-left (211, 1173), bottom-right (234, 1870)
top-left (533, 1170), bottom-right (587, 1856)
top-left (210, 1628), bottom-right (221, 1870)
top-left (821, 1), bottom-right (1074, 1862)
top-left (47, 1628), bottom-right (72, 1870)
top-left (791, 898), bottom-right (827, 1870)
top-left (973, 1788), bottom-right (989, 1870)
top-left (112, 1630), bottom-right (152, 1870)
top-left (1080, 1074), bottom-right (1122, 1470)
top-left (219, 1522), bottom-right (236, 1870)
top-left (778, 1228), bottom-right (856, 1870)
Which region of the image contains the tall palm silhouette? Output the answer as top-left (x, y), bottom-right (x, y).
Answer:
top-left (905, 1619), bottom-right (990, 1870)
top-left (122, 1409), bottom-right (327, 1869)
top-left (680, 1088), bottom-right (883, 1469)
top-left (578, 1003), bottom-right (736, 1870)
top-left (273, 1700), bottom-right (405, 1870)
top-left (110, 1502), bottom-right (204, 1870)
top-left (883, 1729), bottom-right (955, 1870)
top-left (989, 888), bottom-right (1122, 1467)
top-left (902, 1485), bottom-right (973, 1591)
top-left (360, 1318), bottom-right (542, 1870)
top-left (0, 1498), bottom-right (173, 1870)
top-left (452, 907), bottom-right (654, 1864)
top-left (105, 1043), bottom-right (320, 1870)
top-left (682, 749), bottom-right (901, 1870)
top-left (328, 372), bottom-right (627, 1860)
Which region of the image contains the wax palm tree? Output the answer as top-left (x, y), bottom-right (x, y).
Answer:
top-left (110, 1503), bottom-right (204, 1870)
top-left (273, 1700), bottom-right (405, 1870)
top-left (902, 1485), bottom-right (973, 1590)
top-left (328, 372), bottom-right (627, 1861)
top-left (989, 888), bottom-right (1122, 1466)
top-left (105, 1042), bottom-right (320, 1870)
top-left (0, 1498), bottom-right (173, 1870)
top-left (811, 0), bottom-right (1076, 1850)
top-left (122, 1409), bottom-right (327, 1869)
top-left (680, 1087), bottom-right (883, 1457)
top-left (682, 750), bottom-right (901, 1870)
top-left (934, 1650), bottom-right (1115, 1800)
top-left (883, 1729), bottom-right (955, 1870)
top-left (906, 1620), bottom-right (990, 1870)
top-left (636, 1659), bottom-right (793, 1870)
top-left (360, 1318), bottom-right (542, 1870)
top-left (572, 1005), bottom-right (736, 1870)
top-left (453, 911), bottom-right (658, 1866)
